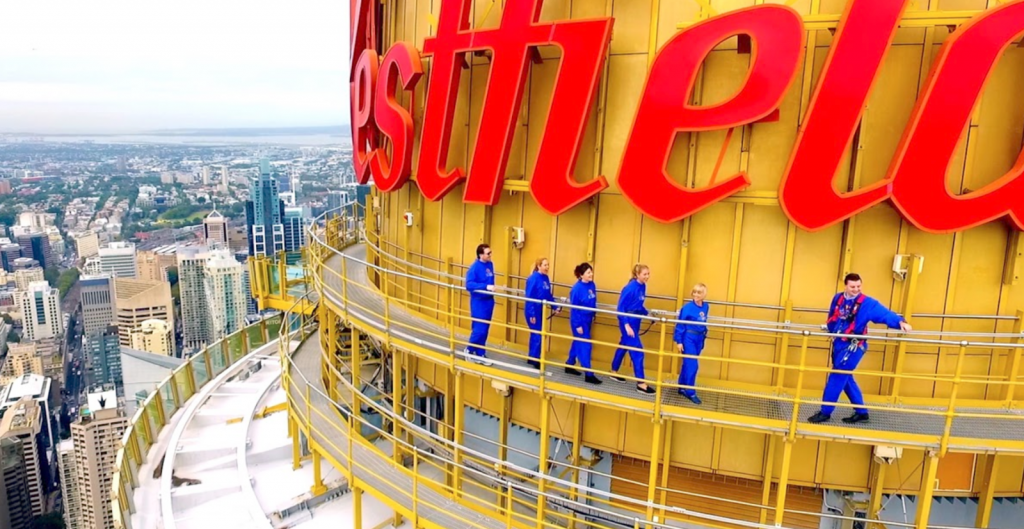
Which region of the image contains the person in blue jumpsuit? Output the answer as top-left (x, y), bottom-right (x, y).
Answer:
top-left (565, 262), bottom-right (601, 384)
top-left (808, 273), bottom-right (912, 424)
top-left (464, 244), bottom-right (496, 366)
top-left (611, 264), bottom-right (655, 394)
top-left (524, 257), bottom-right (559, 369)
top-left (675, 283), bottom-right (709, 405)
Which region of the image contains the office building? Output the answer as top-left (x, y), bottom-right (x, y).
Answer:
top-left (18, 281), bottom-right (61, 341)
top-left (15, 231), bottom-right (52, 270)
top-left (10, 257), bottom-right (38, 271)
top-left (135, 246), bottom-right (177, 282)
top-left (203, 249), bottom-right (247, 342)
top-left (0, 437), bottom-right (31, 529)
top-left (0, 343), bottom-right (43, 386)
top-left (283, 206), bottom-right (309, 252)
top-left (220, 165), bottom-right (229, 193)
top-left (0, 179), bottom-right (12, 196)
top-left (12, 267), bottom-right (43, 292)
top-left (120, 348), bottom-right (182, 416)
top-left (79, 275), bottom-right (116, 336)
top-left (177, 246), bottom-right (211, 349)
top-left (97, 242), bottom-right (137, 278)
top-left (87, 326), bottom-right (122, 391)
top-left (202, 166), bottom-right (212, 185)
top-left (128, 319), bottom-right (173, 357)
top-left (57, 440), bottom-right (80, 529)
top-left (74, 231), bottom-right (100, 259)
top-left (245, 159), bottom-right (285, 258)
top-left (203, 209), bottom-right (228, 248)
top-left (67, 388), bottom-right (127, 529)
top-left (227, 226), bottom-right (248, 253)
top-left (0, 244), bottom-right (20, 272)
top-left (113, 278), bottom-right (174, 353)
top-left (0, 398), bottom-right (47, 517)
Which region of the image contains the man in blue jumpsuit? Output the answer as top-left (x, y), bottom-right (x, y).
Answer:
top-left (611, 265), bottom-right (655, 394)
top-left (675, 283), bottom-right (709, 405)
top-left (465, 244), bottom-right (496, 366)
top-left (808, 273), bottom-right (912, 424)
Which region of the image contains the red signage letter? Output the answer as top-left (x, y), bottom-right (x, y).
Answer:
top-left (779, 0), bottom-right (908, 231)
top-left (617, 5), bottom-right (802, 223)
top-left (370, 43), bottom-right (423, 192)
top-left (890, 1), bottom-right (1024, 233)
top-left (418, 0), bottom-right (613, 207)
top-left (351, 50), bottom-right (379, 185)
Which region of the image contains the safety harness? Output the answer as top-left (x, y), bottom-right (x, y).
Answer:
top-left (828, 293), bottom-right (866, 342)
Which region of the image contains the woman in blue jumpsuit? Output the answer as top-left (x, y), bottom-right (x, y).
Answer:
top-left (675, 283), bottom-right (709, 405)
top-left (464, 244), bottom-right (495, 366)
top-left (524, 257), bottom-right (559, 369)
top-left (611, 264), bottom-right (655, 394)
top-left (565, 263), bottom-right (601, 384)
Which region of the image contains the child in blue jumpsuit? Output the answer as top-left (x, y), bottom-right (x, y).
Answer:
top-left (611, 264), bottom-right (655, 394)
top-left (808, 273), bottom-right (911, 424)
top-left (675, 283), bottom-right (709, 405)
top-left (524, 257), bottom-right (559, 369)
top-left (566, 263), bottom-right (601, 384)
top-left (464, 244), bottom-right (496, 366)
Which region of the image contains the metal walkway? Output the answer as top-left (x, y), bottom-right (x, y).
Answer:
top-left (320, 245), bottom-right (1024, 452)
top-left (287, 332), bottom-right (506, 529)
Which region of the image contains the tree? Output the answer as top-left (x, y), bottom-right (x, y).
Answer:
top-left (30, 512), bottom-right (65, 529)
top-left (7, 332), bottom-right (20, 343)
top-left (166, 266), bottom-right (179, 286)
top-left (44, 266), bottom-right (60, 287)
top-left (57, 269), bottom-right (80, 299)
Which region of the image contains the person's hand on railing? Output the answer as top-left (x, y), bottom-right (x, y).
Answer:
top-left (899, 321), bottom-right (913, 333)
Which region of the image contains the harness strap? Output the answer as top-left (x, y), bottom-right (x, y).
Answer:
top-left (828, 294), bottom-right (866, 342)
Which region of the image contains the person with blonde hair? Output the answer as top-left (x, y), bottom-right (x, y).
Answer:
top-left (674, 283), bottom-right (710, 405)
top-left (611, 264), bottom-right (654, 394)
top-left (524, 257), bottom-right (559, 369)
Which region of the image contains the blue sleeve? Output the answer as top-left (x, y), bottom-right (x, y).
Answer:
top-left (673, 306), bottom-right (686, 343)
top-left (616, 284), bottom-right (633, 326)
top-left (466, 263), bottom-right (488, 292)
top-left (638, 285), bottom-right (649, 316)
top-left (858, 297), bottom-right (904, 331)
top-left (525, 274), bottom-right (539, 300)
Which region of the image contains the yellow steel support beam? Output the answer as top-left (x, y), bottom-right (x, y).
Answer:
top-left (868, 458), bottom-right (888, 529)
top-left (290, 418), bottom-right (301, 471)
top-left (656, 418), bottom-right (673, 525)
top-left (535, 396), bottom-right (552, 526)
top-left (975, 454), bottom-right (1000, 528)
top-left (498, 390), bottom-right (511, 513)
top-left (392, 350), bottom-right (404, 465)
top-left (759, 435), bottom-right (778, 526)
top-left (353, 486), bottom-right (363, 529)
top-left (453, 371), bottom-right (465, 496)
top-left (719, 203), bottom-right (744, 380)
top-left (568, 402), bottom-right (585, 529)
top-left (915, 453), bottom-right (940, 529)
top-left (645, 418), bottom-right (665, 527)
top-left (352, 328), bottom-right (362, 429)
top-left (1002, 310), bottom-right (1024, 402)
top-left (311, 446), bottom-right (327, 495)
top-left (773, 439), bottom-right (794, 527)
top-left (890, 255), bottom-right (923, 400)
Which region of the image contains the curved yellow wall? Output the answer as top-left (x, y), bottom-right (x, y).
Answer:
top-left (372, 0), bottom-right (1024, 501)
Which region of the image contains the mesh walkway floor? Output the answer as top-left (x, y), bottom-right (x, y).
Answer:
top-left (320, 245), bottom-right (1024, 451)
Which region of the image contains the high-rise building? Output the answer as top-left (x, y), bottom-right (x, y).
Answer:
top-left (135, 246), bottom-right (177, 282)
top-left (202, 166), bottom-right (212, 185)
top-left (0, 437), bottom-right (31, 529)
top-left (204, 249), bottom-right (247, 342)
top-left (0, 243), bottom-right (20, 272)
top-left (113, 278), bottom-right (174, 352)
top-left (203, 209), bottom-right (228, 248)
top-left (18, 281), bottom-right (61, 341)
top-left (16, 232), bottom-right (52, 270)
top-left (73, 231), bottom-right (100, 259)
top-left (283, 206), bottom-right (309, 252)
top-left (0, 343), bottom-right (43, 386)
top-left (97, 242), bottom-right (137, 278)
top-left (67, 387), bottom-right (127, 529)
top-left (57, 440), bottom-right (80, 529)
top-left (177, 246), bottom-right (211, 349)
top-left (128, 319), bottom-right (173, 357)
top-left (119, 348), bottom-right (182, 416)
top-left (79, 275), bottom-right (116, 336)
top-left (246, 159), bottom-right (285, 258)
top-left (0, 179), bottom-right (12, 196)
top-left (12, 267), bottom-right (43, 292)
top-left (87, 326), bottom-right (122, 391)
top-left (0, 398), bottom-right (47, 517)
top-left (220, 165), bottom-right (229, 193)
top-left (227, 226), bottom-right (248, 253)
top-left (10, 258), bottom-right (38, 271)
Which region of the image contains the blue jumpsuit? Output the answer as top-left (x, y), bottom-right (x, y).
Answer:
top-left (611, 279), bottom-right (649, 380)
top-left (674, 301), bottom-right (710, 397)
top-left (465, 259), bottom-right (496, 357)
top-left (567, 280), bottom-right (597, 374)
top-left (524, 271), bottom-right (556, 360)
top-left (820, 293), bottom-right (904, 416)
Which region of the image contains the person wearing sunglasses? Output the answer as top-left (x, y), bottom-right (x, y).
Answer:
top-left (674, 283), bottom-right (709, 405)
top-left (611, 264), bottom-right (655, 394)
top-left (464, 244), bottom-right (496, 366)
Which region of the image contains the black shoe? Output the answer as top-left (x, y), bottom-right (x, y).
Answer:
top-left (527, 360), bottom-right (540, 369)
top-left (584, 375), bottom-right (602, 385)
top-left (636, 384), bottom-right (655, 395)
top-left (842, 413), bottom-right (869, 424)
top-left (807, 412), bottom-right (831, 424)
top-left (565, 367), bottom-right (582, 376)
top-left (611, 375), bottom-right (627, 383)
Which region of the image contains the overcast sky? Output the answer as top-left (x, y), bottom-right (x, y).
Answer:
top-left (0, 0), bottom-right (349, 133)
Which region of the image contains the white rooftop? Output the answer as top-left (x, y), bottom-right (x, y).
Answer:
top-left (1, 374), bottom-right (49, 405)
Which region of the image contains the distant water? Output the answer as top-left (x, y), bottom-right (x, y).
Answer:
top-left (18, 134), bottom-right (351, 147)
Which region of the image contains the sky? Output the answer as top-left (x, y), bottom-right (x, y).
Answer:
top-left (0, 0), bottom-right (350, 134)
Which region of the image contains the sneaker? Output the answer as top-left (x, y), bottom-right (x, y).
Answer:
top-left (470, 356), bottom-right (493, 367)
top-left (527, 360), bottom-right (540, 369)
top-left (565, 367), bottom-right (582, 376)
top-left (841, 413), bottom-right (870, 424)
top-left (584, 375), bottom-right (602, 385)
top-left (611, 375), bottom-right (627, 383)
top-left (684, 394), bottom-right (702, 405)
top-left (807, 411), bottom-right (831, 424)
top-left (636, 384), bottom-right (655, 395)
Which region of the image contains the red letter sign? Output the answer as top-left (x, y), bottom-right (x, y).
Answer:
top-left (351, 50), bottom-right (379, 185)
top-left (890, 1), bottom-right (1024, 232)
top-left (779, 0), bottom-right (908, 231)
top-left (617, 5), bottom-right (803, 223)
top-left (370, 43), bottom-right (423, 192)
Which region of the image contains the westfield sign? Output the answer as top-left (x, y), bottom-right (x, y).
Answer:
top-left (351, 0), bottom-right (1024, 233)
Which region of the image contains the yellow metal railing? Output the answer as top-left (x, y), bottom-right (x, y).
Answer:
top-left (110, 316), bottom-right (284, 529)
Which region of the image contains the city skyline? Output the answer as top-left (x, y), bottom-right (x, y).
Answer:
top-left (0, 0), bottom-right (350, 134)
